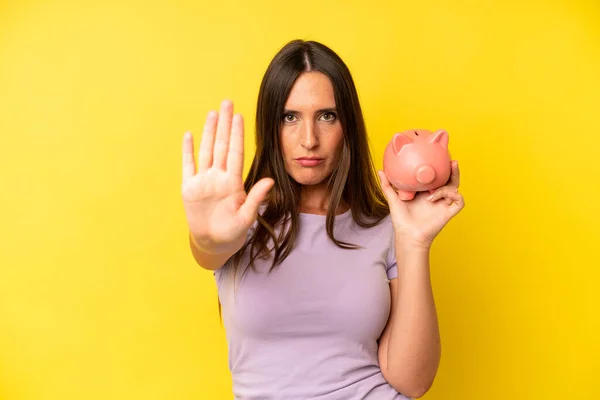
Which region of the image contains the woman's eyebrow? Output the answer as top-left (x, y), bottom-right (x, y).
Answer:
top-left (283, 107), bottom-right (337, 114)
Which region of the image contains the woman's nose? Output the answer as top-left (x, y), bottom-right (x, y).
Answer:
top-left (300, 121), bottom-right (319, 149)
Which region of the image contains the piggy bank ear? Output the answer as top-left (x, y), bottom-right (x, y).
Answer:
top-left (430, 129), bottom-right (449, 149)
top-left (392, 133), bottom-right (413, 154)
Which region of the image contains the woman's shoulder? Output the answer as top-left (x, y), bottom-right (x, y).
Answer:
top-left (350, 208), bottom-right (393, 229)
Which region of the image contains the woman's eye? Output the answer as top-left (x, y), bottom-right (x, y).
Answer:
top-left (321, 112), bottom-right (337, 122)
top-left (283, 114), bottom-right (297, 123)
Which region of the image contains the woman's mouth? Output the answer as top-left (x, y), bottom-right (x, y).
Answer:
top-left (295, 157), bottom-right (323, 167)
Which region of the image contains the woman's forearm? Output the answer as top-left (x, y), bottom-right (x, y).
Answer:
top-left (188, 232), bottom-right (237, 271)
top-left (386, 243), bottom-right (441, 397)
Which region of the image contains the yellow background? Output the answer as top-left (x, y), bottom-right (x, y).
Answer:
top-left (1, 0), bottom-right (599, 399)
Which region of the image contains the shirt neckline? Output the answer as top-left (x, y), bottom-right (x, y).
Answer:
top-left (298, 207), bottom-right (352, 220)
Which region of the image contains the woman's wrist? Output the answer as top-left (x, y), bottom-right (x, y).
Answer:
top-left (394, 236), bottom-right (432, 255)
top-left (394, 240), bottom-right (431, 277)
top-left (189, 231), bottom-right (244, 256)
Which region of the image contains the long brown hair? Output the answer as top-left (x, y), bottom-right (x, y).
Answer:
top-left (229, 39), bottom-right (390, 278)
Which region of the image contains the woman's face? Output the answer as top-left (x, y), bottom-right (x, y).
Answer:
top-left (279, 71), bottom-right (344, 187)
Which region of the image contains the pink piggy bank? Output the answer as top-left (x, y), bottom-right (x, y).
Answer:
top-left (383, 128), bottom-right (452, 201)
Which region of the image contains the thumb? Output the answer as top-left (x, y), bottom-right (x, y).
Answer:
top-left (377, 170), bottom-right (399, 203)
top-left (239, 177), bottom-right (275, 220)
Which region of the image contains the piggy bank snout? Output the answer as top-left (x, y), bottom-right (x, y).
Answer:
top-left (415, 164), bottom-right (436, 184)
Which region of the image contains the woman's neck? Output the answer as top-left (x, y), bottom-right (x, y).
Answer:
top-left (298, 184), bottom-right (348, 216)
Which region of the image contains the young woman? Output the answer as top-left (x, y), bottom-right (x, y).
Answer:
top-left (181, 39), bottom-right (464, 399)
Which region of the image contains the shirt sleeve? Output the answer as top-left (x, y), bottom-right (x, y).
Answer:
top-left (386, 227), bottom-right (398, 280)
top-left (213, 259), bottom-right (230, 289)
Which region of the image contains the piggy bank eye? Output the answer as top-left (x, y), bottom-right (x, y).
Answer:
top-left (414, 130), bottom-right (419, 136)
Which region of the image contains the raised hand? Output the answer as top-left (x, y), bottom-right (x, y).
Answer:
top-left (378, 160), bottom-right (465, 249)
top-left (181, 100), bottom-right (274, 255)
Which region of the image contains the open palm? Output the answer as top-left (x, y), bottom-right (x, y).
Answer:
top-left (181, 100), bottom-right (274, 254)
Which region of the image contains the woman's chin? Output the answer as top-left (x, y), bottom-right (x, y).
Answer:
top-left (289, 172), bottom-right (329, 187)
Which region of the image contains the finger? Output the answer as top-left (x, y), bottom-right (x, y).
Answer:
top-left (198, 111), bottom-right (218, 171)
top-left (427, 189), bottom-right (442, 201)
top-left (377, 170), bottom-right (396, 201)
top-left (448, 160), bottom-right (460, 188)
top-left (182, 132), bottom-right (196, 181)
top-left (427, 186), bottom-right (457, 202)
top-left (240, 178), bottom-right (275, 220)
top-left (447, 192), bottom-right (465, 216)
top-left (213, 100), bottom-right (234, 170)
top-left (430, 189), bottom-right (464, 210)
top-left (227, 114), bottom-right (245, 177)
top-left (441, 189), bottom-right (457, 205)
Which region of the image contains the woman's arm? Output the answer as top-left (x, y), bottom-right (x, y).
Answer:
top-left (376, 161), bottom-right (464, 398)
top-left (181, 101), bottom-right (274, 272)
top-left (378, 244), bottom-right (440, 399)
top-left (188, 232), bottom-right (237, 271)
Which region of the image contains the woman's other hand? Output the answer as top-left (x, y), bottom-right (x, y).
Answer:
top-left (181, 100), bottom-right (274, 256)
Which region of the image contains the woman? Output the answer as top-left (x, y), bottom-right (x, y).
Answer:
top-left (181, 40), bottom-right (464, 399)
